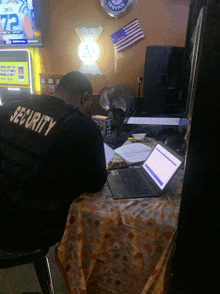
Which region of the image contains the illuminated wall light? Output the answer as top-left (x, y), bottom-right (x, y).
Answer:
top-left (78, 41), bottom-right (100, 63)
top-left (75, 26), bottom-right (103, 75)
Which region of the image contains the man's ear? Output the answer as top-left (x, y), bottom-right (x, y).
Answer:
top-left (80, 92), bottom-right (90, 105)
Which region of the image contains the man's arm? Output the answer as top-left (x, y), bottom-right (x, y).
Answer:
top-left (71, 115), bottom-right (107, 193)
top-left (54, 114), bottom-right (107, 196)
top-left (0, 23), bottom-right (3, 41)
top-left (22, 15), bottom-right (34, 38)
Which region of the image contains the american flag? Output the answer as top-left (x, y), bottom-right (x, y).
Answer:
top-left (110, 19), bottom-right (145, 53)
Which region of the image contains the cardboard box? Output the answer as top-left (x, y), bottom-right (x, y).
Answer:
top-left (92, 115), bottom-right (112, 137)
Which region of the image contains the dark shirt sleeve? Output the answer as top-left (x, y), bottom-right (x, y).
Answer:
top-left (0, 104), bottom-right (107, 207)
top-left (52, 113), bottom-right (107, 197)
top-left (0, 105), bottom-right (7, 175)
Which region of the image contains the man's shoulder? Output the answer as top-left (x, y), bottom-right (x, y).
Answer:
top-left (62, 112), bottom-right (103, 142)
top-left (0, 94), bottom-right (35, 111)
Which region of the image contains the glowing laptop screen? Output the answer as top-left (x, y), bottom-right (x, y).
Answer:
top-left (143, 143), bottom-right (182, 189)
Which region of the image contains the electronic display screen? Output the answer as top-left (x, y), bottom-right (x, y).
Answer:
top-left (0, 0), bottom-right (43, 48)
top-left (0, 61), bottom-right (29, 85)
top-left (0, 49), bottom-right (33, 100)
top-left (143, 143), bottom-right (182, 190)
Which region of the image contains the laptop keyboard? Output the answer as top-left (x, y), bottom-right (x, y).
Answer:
top-left (119, 168), bottom-right (156, 196)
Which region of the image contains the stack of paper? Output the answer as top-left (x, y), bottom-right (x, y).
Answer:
top-left (114, 143), bottom-right (152, 163)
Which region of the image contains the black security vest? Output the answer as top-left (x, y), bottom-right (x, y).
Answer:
top-left (0, 95), bottom-right (81, 194)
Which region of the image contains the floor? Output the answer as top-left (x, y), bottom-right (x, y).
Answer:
top-left (0, 243), bottom-right (69, 294)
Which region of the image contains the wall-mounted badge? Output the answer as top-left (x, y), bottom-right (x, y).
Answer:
top-left (101, 0), bottom-right (135, 18)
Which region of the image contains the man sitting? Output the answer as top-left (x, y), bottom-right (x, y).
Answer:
top-left (0, 71), bottom-right (107, 251)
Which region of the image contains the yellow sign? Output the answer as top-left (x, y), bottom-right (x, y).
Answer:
top-left (0, 62), bottom-right (29, 86)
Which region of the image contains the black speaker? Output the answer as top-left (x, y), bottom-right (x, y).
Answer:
top-left (143, 45), bottom-right (184, 116)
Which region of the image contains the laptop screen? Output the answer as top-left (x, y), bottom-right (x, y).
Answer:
top-left (142, 143), bottom-right (182, 189)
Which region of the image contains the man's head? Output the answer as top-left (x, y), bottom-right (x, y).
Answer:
top-left (54, 71), bottom-right (93, 109)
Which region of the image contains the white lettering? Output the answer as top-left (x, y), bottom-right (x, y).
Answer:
top-left (38, 115), bottom-right (50, 133)
top-left (10, 107), bottom-right (57, 136)
top-left (44, 118), bottom-right (57, 136)
top-left (35, 114), bottom-right (45, 132)
top-left (29, 112), bottom-right (42, 130)
top-left (10, 106), bottom-right (21, 122)
top-left (13, 107), bottom-right (26, 124)
top-left (108, 3), bottom-right (115, 9)
top-left (20, 108), bottom-right (30, 125)
top-left (25, 110), bottom-right (34, 128)
top-left (119, 3), bottom-right (125, 9)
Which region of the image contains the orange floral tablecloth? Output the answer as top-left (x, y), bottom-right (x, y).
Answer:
top-left (55, 139), bottom-right (184, 294)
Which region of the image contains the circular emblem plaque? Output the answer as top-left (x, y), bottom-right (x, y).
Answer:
top-left (101, 0), bottom-right (135, 18)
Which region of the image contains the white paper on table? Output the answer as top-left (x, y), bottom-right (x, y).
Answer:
top-left (114, 143), bottom-right (152, 163)
top-left (104, 143), bottom-right (115, 165)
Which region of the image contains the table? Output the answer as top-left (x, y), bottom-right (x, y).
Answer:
top-left (55, 138), bottom-right (184, 294)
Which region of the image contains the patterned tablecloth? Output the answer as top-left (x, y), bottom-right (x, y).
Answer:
top-left (55, 139), bottom-right (184, 294)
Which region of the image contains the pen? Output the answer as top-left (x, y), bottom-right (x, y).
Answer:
top-left (128, 138), bottom-right (151, 143)
top-left (128, 137), bottom-right (141, 141)
top-left (108, 161), bottom-right (144, 170)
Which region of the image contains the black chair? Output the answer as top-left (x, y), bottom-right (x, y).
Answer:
top-left (0, 247), bottom-right (55, 294)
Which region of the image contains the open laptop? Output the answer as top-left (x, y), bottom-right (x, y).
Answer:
top-left (107, 141), bottom-right (184, 200)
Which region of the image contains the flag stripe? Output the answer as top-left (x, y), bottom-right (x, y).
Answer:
top-left (116, 34), bottom-right (144, 51)
top-left (125, 26), bottom-right (142, 35)
top-left (117, 37), bottom-right (145, 52)
top-left (124, 19), bottom-right (139, 30)
top-left (115, 32), bottom-right (144, 49)
top-left (111, 19), bottom-right (144, 52)
top-left (115, 27), bottom-right (143, 46)
top-left (124, 24), bottom-right (139, 32)
top-left (116, 35), bottom-right (145, 52)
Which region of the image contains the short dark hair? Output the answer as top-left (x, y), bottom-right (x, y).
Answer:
top-left (55, 71), bottom-right (93, 103)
